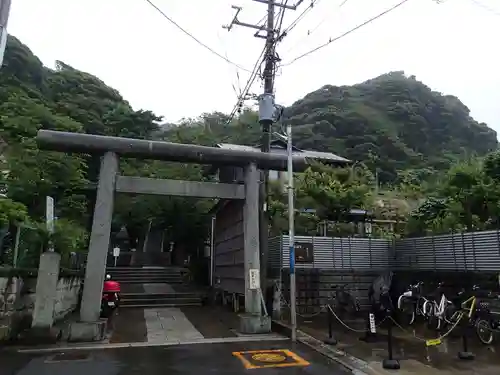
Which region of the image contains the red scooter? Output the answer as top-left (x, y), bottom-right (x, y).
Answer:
top-left (101, 274), bottom-right (121, 319)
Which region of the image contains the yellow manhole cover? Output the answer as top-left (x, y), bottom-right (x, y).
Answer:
top-left (251, 353), bottom-right (286, 363)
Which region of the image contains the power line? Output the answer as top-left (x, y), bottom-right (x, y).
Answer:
top-left (275, 1), bottom-right (290, 37)
top-left (310, 0), bottom-right (351, 34)
top-left (216, 30), bottom-right (243, 98)
top-left (224, 0), bottom-right (305, 126)
top-left (279, 0), bottom-right (322, 38)
top-left (282, 0), bottom-right (411, 67)
top-left (285, 0), bottom-right (350, 53)
top-left (225, 2), bottom-right (291, 126)
top-left (144, 0), bottom-right (253, 73)
top-left (225, 46), bottom-right (267, 125)
top-left (470, 0), bottom-right (500, 17)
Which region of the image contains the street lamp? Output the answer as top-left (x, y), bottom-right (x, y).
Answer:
top-left (273, 124), bottom-right (297, 342)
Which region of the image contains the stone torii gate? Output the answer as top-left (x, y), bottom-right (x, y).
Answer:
top-left (36, 129), bottom-right (310, 341)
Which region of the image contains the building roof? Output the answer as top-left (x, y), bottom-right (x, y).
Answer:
top-left (217, 139), bottom-right (351, 164)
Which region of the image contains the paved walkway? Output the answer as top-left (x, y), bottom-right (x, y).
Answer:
top-left (144, 307), bottom-right (204, 342)
top-left (3, 341), bottom-right (351, 375)
top-left (111, 284), bottom-right (273, 344)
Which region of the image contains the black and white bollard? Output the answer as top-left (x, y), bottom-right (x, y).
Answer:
top-left (458, 320), bottom-right (475, 360)
top-left (360, 312), bottom-right (379, 343)
top-left (382, 313), bottom-right (400, 370)
top-left (324, 306), bottom-right (337, 345)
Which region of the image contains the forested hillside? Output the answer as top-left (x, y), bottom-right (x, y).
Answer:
top-left (1, 35), bottom-right (500, 264)
top-left (0, 36), bottom-right (208, 264)
top-left (157, 72), bottom-right (498, 184)
top-left (286, 72), bottom-right (497, 182)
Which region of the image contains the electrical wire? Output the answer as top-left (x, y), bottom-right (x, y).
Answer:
top-left (309, 0), bottom-right (351, 35)
top-left (217, 29), bottom-right (242, 98)
top-left (226, 2), bottom-right (292, 125)
top-left (225, 46), bottom-right (267, 125)
top-left (275, 1), bottom-right (289, 37)
top-left (279, 0), bottom-right (322, 38)
top-left (470, 0), bottom-right (500, 17)
top-left (270, 0), bottom-right (289, 81)
top-left (281, 0), bottom-right (411, 67)
top-left (144, 0), bottom-right (253, 73)
top-left (226, 0), bottom-right (321, 125)
top-left (285, 0), bottom-right (351, 53)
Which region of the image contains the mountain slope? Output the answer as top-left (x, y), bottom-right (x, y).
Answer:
top-left (285, 71), bottom-right (497, 182)
top-left (156, 72), bottom-right (497, 184)
top-left (0, 36), bottom-right (210, 253)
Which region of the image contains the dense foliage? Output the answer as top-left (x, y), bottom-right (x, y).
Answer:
top-left (285, 72), bottom-right (498, 183)
top-left (1, 35), bottom-right (499, 267)
top-left (0, 36), bottom-right (208, 265)
top-left (407, 151), bottom-right (500, 236)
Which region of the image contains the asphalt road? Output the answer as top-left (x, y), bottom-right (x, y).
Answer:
top-left (2, 340), bottom-right (351, 375)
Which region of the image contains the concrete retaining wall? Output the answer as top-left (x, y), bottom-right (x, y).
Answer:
top-left (0, 273), bottom-right (82, 340)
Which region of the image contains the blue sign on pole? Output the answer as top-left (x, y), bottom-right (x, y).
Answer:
top-left (289, 245), bottom-right (295, 274)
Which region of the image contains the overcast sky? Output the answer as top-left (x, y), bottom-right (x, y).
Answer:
top-left (6, 0), bottom-right (500, 133)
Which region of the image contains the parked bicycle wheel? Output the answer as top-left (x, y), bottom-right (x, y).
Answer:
top-left (422, 299), bottom-right (434, 317)
top-left (416, 297), bottom-right (427, 316)
top-left (442, 302), bottom-right (460, 325)
top-left (476, 319), bottom-right (494, 345)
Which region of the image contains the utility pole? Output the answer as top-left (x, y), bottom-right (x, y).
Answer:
top-left (0, 0), bottom-right (12, 68)
top-left (223, 0), bottom-right (304, 316)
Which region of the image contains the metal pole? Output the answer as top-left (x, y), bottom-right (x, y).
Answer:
top-left (0, 0), bottom-right (12, 68)
top-left (210, 216), bottom-right (215, 287)
top-left (287, 124), bottom-right (297, 342)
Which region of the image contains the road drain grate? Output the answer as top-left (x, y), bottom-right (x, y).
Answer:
top-left (45, 352), bottom-right (91, 363)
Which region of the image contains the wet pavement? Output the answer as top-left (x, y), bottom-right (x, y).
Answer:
top-left (180, 305), bottom-right (239, 338)
top-left (2, 340), bottom-right (351, 375)
top-left (109, 309), bottom-right (147, 344)
top-left (287, 312), bottom-right (500, 374)
top-left (108, 305), bottom-right (241, 343)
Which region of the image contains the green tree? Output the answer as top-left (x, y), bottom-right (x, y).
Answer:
top-left (298, 163), bottom-right (371, 221)
top-left (0, 197), bottom-right (28, 226)
top-left (406, 151), bottom-right (500, 235)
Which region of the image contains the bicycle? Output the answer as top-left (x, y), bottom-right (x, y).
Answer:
top-left (397, 281), bottom-right (427, 325)
top-left (422, 282), bottom-right (454, 330)
top-left (443, 285), bottom-right (496, 345)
